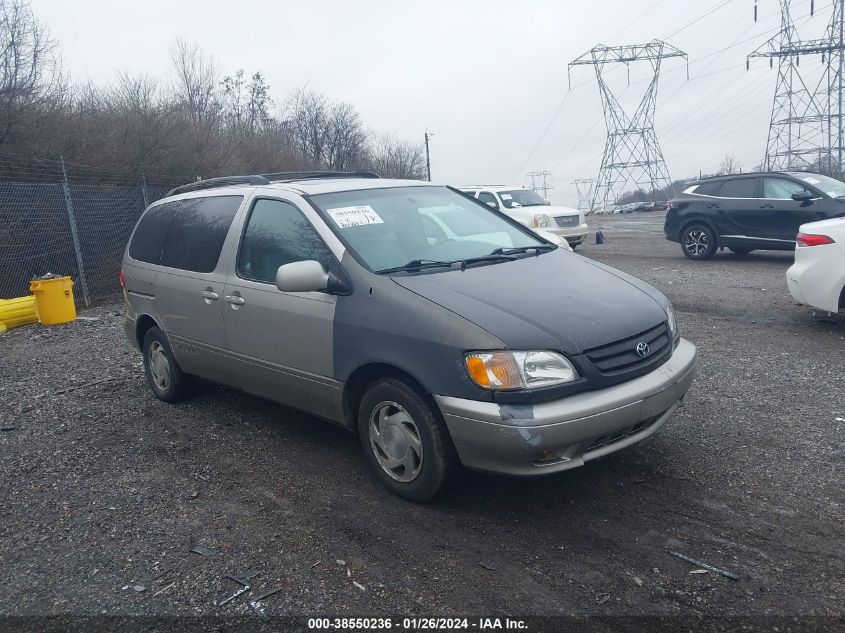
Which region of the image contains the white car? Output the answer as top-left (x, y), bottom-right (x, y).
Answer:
top-left (786, 218), bottom-right (845, 313)
top-left (420, 204), bottom-right (572, 251)
top-left (460, 186), bottom-right (589, 248)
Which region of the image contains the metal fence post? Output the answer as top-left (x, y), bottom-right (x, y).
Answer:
top-left (60, 157), bottom-right (91, 307)
top-left (141, 173), bottom-right (150, 208)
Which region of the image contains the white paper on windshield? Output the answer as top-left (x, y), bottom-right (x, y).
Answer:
top-left (327, 205), bottom-right (384, 228)
top-left (501, 193), bottom-right (513, 200)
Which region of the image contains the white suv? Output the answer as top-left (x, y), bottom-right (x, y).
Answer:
top-left (460, 186), bottom-right (589, 248)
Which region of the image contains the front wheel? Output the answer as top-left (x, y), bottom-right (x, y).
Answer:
top-left (681, 223), bottom-right (717, 260)
top-left (358, 378), bottom-right (459, 502)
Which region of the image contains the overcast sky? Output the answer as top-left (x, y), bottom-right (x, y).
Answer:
top-left (31, 0), bottom-right (833, 205)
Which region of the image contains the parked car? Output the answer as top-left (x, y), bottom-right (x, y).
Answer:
top-left (459, 186), bottom-right (589, 248)
top-left (664, 171), bottom-right (845, 260)
top-left (122, 172), bottom-right (697, 501)
top-left (786, 218), bottom-right (845, 313)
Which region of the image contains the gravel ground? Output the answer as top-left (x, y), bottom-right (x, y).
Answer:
top-left (1, 211), bottom-right (842, 631)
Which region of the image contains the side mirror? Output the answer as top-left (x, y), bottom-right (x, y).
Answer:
top-left (792, 191), bottom-right (813, 201)
top-left (276, 260), bottom-right (329, 293)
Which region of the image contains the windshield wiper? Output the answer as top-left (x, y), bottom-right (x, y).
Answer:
top-left (377, 259), bottom-right (455, 274)
top-left (490, 244), bottom-right (556, 256)
top-left (456, 253), bottom-right (516, 270)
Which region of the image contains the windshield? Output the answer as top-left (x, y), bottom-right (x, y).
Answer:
top-left (792, 172), bottom-right (845, 198)
top-left (498, 189), bottom-right (547, 208)
top-left (311, 186), bottom-right (548, 272)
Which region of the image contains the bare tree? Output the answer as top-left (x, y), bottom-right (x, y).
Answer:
top-left (324, 101), bottom-right (367, 171)
top-left (284, 88), bottom-right (329, 167)
top-left (367, 133), bottom-right (426, 179)
top-left (718, 153), bottom-right (742, 175)
top-left (170, 39), bottom-right (218, 125)
top-left (0, 0), bottom-right (64, 147)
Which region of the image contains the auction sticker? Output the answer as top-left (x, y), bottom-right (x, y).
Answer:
top-left (327, 205), bottom-right (384, 228)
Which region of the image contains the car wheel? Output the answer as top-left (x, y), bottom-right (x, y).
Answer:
top-left (729, 247), bottom-right (754, 256)
top-left (142, 327), bottom-right (191, 403)
top-left (358, 377), bottom-right (459, 502)
top-left (681, 224), bottom-right (717, 260)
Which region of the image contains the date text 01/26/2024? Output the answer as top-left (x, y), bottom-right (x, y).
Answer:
top-left (307, 617), bottom-right (528, 630)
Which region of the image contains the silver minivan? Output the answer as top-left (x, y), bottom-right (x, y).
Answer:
top-left (122, 172), bottom-right (697, 501)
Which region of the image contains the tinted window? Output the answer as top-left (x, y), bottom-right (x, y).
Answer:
top-left (159, 196), bottom-right (242, 273)
top-left (693, 181), bottom-right (720, 196)
top-left (128, 202), bottom-right (178, 264)
top-left (717, 178), bottom-right (757, 198)
top-left (462, 190), bottom-right (477, 197)
top-left (238, 198), bottom-right (334, 283)
top-left (477, 192), bottom-right (499, 209)
top-left (763, 178), bottom-right (808, 199)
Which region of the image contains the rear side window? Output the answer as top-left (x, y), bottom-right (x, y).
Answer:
top-left (160, 195), bottom-right (243, 273)
top-left (693, 181), bottom-right (720, 196)
top-left (128, 201), bottom-right (179, 264)
top-left (237, 198), bottom-right (334, 283)
top-left (717, 178), bottom-right (757, 198)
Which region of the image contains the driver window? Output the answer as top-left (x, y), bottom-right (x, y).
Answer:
top-left (762, 178), bottom-right (809, 199)
top-left (238, 198), bottom-right (334, 283)
top-left (477, 191), bottom-right (499, 209)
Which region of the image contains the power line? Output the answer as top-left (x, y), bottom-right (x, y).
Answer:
top-left (664, 0), bottom-right (737, 40)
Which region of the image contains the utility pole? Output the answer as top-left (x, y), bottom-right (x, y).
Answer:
top-left (748, 0), bottom-right (845, 175)
top-left (525, 170), bottom-right (554, 199)
top-left (424, 129), bottom-right (433, 181)
top-left (569, 41), bottom-right (687, 212)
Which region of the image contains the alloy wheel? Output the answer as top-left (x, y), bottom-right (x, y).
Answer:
top-left (684, 228), bottom-right (709, 257)
top-left (148, 340), bottom-right (171, 391)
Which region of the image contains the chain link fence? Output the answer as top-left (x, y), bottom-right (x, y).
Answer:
top-left (0, 153), bottom-right (177, 306)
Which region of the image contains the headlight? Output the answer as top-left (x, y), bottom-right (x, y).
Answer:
top-left (578, 212), bottom-right (585, 225)
top-left (533, 213), bottom-right (552, 228)
top-left (666, 302), bottom-right (678, 340)
top-left (464, 350), bottom-right (579, 390)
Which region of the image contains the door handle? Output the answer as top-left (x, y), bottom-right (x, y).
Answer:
top-left (201, 290), bottom-right (219, 301)
top-left (759, 204), bottom-right (774, 209)
top-left (705, 203), bottom-right (720, 209)
top-left (225, 295), bottom-right (246, 306)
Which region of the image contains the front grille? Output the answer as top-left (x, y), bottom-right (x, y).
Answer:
top-left (585, 322), bottom-right (671, 376)
top-left (586, 414), bottom-right (662, 452)
top-left (554, 215), bottom-right (579, 227)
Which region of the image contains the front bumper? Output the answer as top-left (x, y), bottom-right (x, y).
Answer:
top-left (546, 222), bottom-right (589, 244)
top-left (435, 338), bottom-right (697, 476)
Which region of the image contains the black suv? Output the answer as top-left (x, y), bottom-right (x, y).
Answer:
top-left (664, 171), bottom-right (845, 260)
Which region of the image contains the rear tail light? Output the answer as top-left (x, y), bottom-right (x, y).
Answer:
top-left (796, 233), bottom-right (835, 247)
top-left (118, 268), bottom-right (125, 288)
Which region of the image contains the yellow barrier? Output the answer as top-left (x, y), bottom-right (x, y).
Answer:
top-left (30, 276), bottom-right (76, 325)
top-left (0, 295), bottom-right (38, 330)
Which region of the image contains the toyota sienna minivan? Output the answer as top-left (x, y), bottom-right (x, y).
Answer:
top-left (121, 172), bottom-right (697, 501)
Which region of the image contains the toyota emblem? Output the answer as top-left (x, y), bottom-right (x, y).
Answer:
top-left (635, 342), bottom-right (650, 358)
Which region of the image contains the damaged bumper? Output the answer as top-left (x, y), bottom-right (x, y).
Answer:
top-left (435, 338), bottom-right (697, 476)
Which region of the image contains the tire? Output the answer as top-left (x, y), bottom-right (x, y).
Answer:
top-left (729, 247), bottom-right (754, 256)
top-left (142, 327), bottom-right (191, 403)
top-left (681, 223), bottom-right (717, 260)
top-left (358, 377), bottom-right (459, 502)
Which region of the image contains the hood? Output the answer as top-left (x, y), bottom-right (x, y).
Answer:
top-left (391, 250), bottom-right (669, 354)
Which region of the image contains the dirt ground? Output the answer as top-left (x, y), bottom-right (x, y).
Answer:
top-left (1, 211), bottom-right (842, 632)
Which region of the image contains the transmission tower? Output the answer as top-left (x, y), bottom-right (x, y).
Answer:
top-left (570, 178), bottom-right (596, 212)
top-left (525, 170), bottom-right (554, 199)
top-left (569, 41), bottom-right (687, 212)
top-left (748, 0), bottom-right (845, 175)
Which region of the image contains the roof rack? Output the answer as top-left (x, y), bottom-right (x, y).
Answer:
top-left (166, 175), bottom-right (269, 197)
top-left (165, 170), bottom-right (381, 198)
top-left (260, 170), bottom-right (381, 182)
